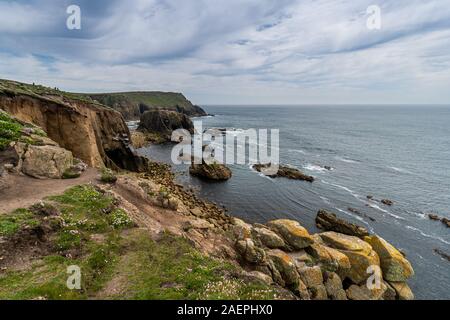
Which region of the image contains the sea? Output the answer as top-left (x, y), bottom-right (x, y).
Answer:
top-left (135, 105), bottom-right (450, 300)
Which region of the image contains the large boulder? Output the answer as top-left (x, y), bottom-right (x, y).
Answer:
top-left (22, 145), bottom-right (73, 179)
top-left (252, 227), bottom-right (286, 249)
top-left (306, 243), bottom-right (351, 277)
top-left (267, 219), bottom-right (314, 250)
top-left (346, 281), bottom-right (396, 300)
top-left (267, 249), bottom-right (300, 287)
top-left (316, 209), bottom-right (369, 237)
top-left (364, 235), bottom-right (414, 282)
top-left (235, 238), bottom-right (267, 265)
top-left (137, 109), bottom-right (194, 141)
top-left (323, 272), bottom-right (347, 300)
top-left (189, 161), bottom-right (232, 181)
top-left (320, 232), bottom-right (380, 284)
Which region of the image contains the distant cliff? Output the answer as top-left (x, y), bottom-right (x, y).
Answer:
top-left (86, 92), bottom-right (207, 120)
top-left (0, 79), bottom-right (147, 171)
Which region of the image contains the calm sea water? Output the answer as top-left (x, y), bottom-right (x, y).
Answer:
top-left (137, 105), bottom-right (450, 300)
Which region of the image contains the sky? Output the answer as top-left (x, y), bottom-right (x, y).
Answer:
top-left (1, 0), bottom-right (450, 105)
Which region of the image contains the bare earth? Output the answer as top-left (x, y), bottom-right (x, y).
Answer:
top-left (0, 168), bottom-right (98, 214)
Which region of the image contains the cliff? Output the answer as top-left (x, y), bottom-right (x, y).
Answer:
top-left (86, 91), bottom-right (207, 120)
top-left (0, 79), bottom-right (146, 171)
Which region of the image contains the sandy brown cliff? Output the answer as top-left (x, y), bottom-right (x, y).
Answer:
top-left (0, 80), bottom-right (146, 171)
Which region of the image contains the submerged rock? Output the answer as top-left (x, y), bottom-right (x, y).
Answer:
top-left (381, 199), bottom-right (394, 206)
top-left (252, 164), bottom-right (314, 182)
top-left (316, 209), bottom-right (369, 237)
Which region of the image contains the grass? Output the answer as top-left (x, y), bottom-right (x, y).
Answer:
top-left (0, 110), bottom-right (23, 150)
top-left (0, 185), bottom-right (279, 300)
top-left (100, 168), bottom-right (118, 184)
top-left (0, 208), bottom-right (40, 237)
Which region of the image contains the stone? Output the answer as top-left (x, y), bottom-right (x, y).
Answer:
top-left (297, 266), bottom-right (323, 288)
top-left (381, 199), bottom-right (394, 206)
top-left (252, 163), bottom-right (314, 182)
top-left (232, 218), bottom-right (252, 240)
top-left (189, 162), bottom-right (232, 181)
top-left (252, 227), bottom-right (286, 249)
top-left (267, 219), bottom-right (314, 250)
top-left (305, 243), bottom-right (351, 276)
top-left (364, 235), bottom-right (414, 282)
top-left (323, 272), bottom-right (347, 300)
top-left (315, 209), bottom-right (369, 237)
top-left (346, 281), bottom-right (391, 300)
top-left (22, 145), bottom-right (73, 179)
top-left (295, 278), bottom-right (311, 300)
top-left (247, 271), bottom-right (274, 285)
top-left (309, 284), bottom-right (328, 300)
top-left (137, 109), bottom-right (194, 139)
top-left (288, 250), bottom-right (313, 267)
top-left (320, 232), bottom-right (380, 284)
top-left (235, 239), bottom-right (266, 265)
top-left (388, 282), bottom-right (414, 300)
top-left (267, 249), bottom-right (300, 286)
top-left (168, 197), bottom-right (179, 210)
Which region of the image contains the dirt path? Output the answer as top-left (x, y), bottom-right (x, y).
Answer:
top-left (0, 168), bottom-right (98, 214)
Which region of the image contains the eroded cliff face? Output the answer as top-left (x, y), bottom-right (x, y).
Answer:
top-left (0, 83), bottom-right (146, 171)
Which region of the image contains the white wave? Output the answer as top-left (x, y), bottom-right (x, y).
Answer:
top-left (288, 149), bottom-right (307, 154)
top-left (321, 180), bottom-right (362, 201)
top-left (335, 156), bottom-right (358, 164)
top-left (389, 166), bottom-right (412, 174)
top-left (405, 226), bottom-right (450, 245)
top-left (320, 196), bottom-right (331, 205)
top-left (248, 164), bottom-right (273, 180)
top-left (367, 204), bottom-right (405, 220)
top-left (304, 164), bottom-right (329, 173)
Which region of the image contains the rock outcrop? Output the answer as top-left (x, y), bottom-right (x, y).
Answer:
top-left (137, 109), bottom-right (194, 142)
top-left (88, 91), bottom-right (207, 120)
top-left (231, 215), bottom-right (415, 300)
top-left (316, 209), bottom-right (369, 237)
top-left (189, 161), bottom-right (232, 181)
top-left (0, 79), bottom-right (147, 172)
top-left (252, 164), bottom-right (314, 182)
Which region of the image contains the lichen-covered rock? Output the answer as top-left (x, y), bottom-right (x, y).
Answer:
top-left (232, 218), bottom-right (253, 240)
top-left (235, 238), bottom-right (267, 265)
top-left (288, 250), bottom-right (314, 267)
top-left (309, 284), bottom-right (328, 300)
top-left (320, 232), bottom-right (380, 284)
top-left (252, 227), bottom-right (286, 249)
top-left (297, 266), bottom-right (324, 288)
top-left (306, 243), bottom-right (351, 277)
top-left (323, 272), bottom-right (347, 300)
top-left (267, 219), bottom-right (314, 250)
top-left (22, 145), bottom-right (73, 179)
top-left (346, 281), bottom-right (395, 300)
top-left (364, 235), bottom-right (414, 282)
top-left (388, 281), bottom-right (414, 300)
top-left (267, 249), bottom-right (300, 287)
top-left (316, 209), bottom-right (369, 237)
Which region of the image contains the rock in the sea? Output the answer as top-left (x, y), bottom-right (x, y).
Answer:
top-left (434, 248), bottom-right (450, 262)
top-left (364, 235), bottom-right (414, 282)
top-left (315, 209), bottom-right (369, 237)
top-left (189, 161), bottom-right (232, 181)
top-left (252, 164), bottom-right (314, 182)
top-left (381, 199), bottom-right (394, 206)
top-left (252, 227), bottom-right (286, 249)
top-left (320, 232), bottom-right (380, 284)
top-left (137, 109), bottom-right (194, 141)
top-left (388, 281), bottom-right (414, 300)
top-left (267, 219), bottom-right (314, 250)
top-left (22, 145), bottom-right (73, 179)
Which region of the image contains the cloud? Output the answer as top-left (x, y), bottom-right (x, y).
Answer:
top-left (0, 0), bottom-right (450, 104)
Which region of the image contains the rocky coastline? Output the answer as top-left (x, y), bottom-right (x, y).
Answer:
top-left (0, 79), bottom-right (419, 300)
